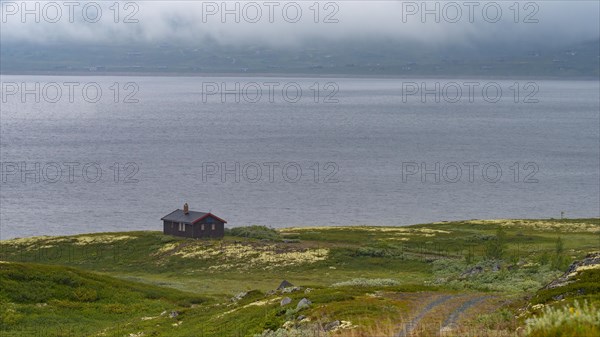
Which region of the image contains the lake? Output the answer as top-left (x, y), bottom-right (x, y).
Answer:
top-left (1, 75), bottom-right (598, 239)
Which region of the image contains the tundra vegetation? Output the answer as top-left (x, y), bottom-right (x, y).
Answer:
top-left (0, 218), bottom-right (598, 336)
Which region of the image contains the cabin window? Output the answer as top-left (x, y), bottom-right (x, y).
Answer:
top-left (179, 223), bottom-right (185, 232)
top-left (201, 224), bottom-right (205, 230)
top-left (211, 224), bottom-right (216, 230)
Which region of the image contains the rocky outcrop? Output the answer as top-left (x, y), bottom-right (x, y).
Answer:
top-left (544, 252), bottom-right (600, 289)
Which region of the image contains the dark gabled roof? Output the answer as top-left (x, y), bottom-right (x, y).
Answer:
top-left (161, 209), bottom-right (227, 224)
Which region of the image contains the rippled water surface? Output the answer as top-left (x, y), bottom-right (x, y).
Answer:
top-left (1, 76), bottom-right (598, 239)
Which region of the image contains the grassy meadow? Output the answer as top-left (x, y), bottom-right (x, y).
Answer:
top-left (0, 218), bottom-right (599, 336)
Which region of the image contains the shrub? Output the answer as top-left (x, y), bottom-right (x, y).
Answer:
top-left (332, 278), bottom-right (400, 287)
top-left (254, 326), bottom-right (323, 337)
top-left (72, 287), bottom-right (98, 302)
top-left (227, 226), bottom-right (281, 241)
top-left (354, 246), bottom-right (403, 258)
top-left (431, 259), bottom-right (560, 293)
top-left (525, 300), bottom-right (600, 337)
top-left (0, 301), bottom-right (23, 326)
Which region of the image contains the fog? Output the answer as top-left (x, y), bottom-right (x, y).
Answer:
top-left (1, 1), bottom-right (599, 49)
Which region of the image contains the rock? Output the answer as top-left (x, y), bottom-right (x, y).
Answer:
top-left (492, 264), bottom-right (501, 272)
top-left (460, 266), bottom-right (483, 278)
top-left (580, 252), bottom-right (600, 266)
top-left (231, 291), bottom-right (248, 302)
top-left (277, 280), bottom-right (294, 290)
top-left (280, 297), bottom-right (292, 306)
top-left (545, 252), bottom-right (600, 289)
top-left (281, 286), bottom-right (302, 293)
top-left (169, 311), bottom-right (179, 318)
top-left (304, 288), bottom-right (313, 294)
top-left (324, 320), bottom-right (341, 331)
top-left (439, 326), bottom-right (454, 334)
top-left (297, 315), bottom-right (306, 321)
top-left (296, 298), bottom-right (312, 310)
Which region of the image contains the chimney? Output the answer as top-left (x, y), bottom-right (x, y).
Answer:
top-left (183, 203), bottom-right (189, 215)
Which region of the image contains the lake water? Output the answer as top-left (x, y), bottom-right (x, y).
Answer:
top-left (1, 75), bottom-right (599, 239)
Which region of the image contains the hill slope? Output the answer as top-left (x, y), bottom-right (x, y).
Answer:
top-left (1, 218), bottom-right (598, 336)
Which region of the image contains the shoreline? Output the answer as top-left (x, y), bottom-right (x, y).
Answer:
top-left (2, 217), bottom-right (598, 241)
top-left (1, 71), bottom-right (599, 81)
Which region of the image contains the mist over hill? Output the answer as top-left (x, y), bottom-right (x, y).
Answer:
top-left (1, 1), bottom-right (598, 77)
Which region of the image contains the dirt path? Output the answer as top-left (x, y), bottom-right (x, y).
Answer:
top-left (395, 294), bottom-right (491, 337)
top-left (439, 296), bottom-right (490, 335)
top-left (395, 295), bottom-right (456, 337)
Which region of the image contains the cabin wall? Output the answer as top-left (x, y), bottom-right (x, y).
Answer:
top-left (163, 221), bottom-right (175, 235)
top-left (163, 216), bottom-right (226, 239)
top-left (193, 219), bottom-right (225, 238)
top-left (163, 220), bottom-right (195, 238)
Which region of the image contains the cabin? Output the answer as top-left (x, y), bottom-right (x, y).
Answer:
top-left (161, 203), bottom-right (226, 239)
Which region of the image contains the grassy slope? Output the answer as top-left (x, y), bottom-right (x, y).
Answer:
top-left (0, 262), bottom-right (207, 336)
top-left (0, 218), bottom-right (598, 336)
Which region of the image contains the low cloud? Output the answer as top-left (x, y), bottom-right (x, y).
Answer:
top-left (1, 1), bottom-right (598, 48)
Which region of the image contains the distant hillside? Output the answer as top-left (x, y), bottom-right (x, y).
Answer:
top-left (2, 39), bottom-right (598, 77)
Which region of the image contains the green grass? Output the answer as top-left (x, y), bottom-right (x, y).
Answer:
top-left (526, 300), bottom-right (600, 337)
top-left (0, 262), bottom-right (207, 336)
top-left (0, 218), bottom-right (598, 336)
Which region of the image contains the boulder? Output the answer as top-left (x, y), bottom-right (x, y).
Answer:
top-left (296, 298), bottom-right (312, 310)
top-left (277, 280), bottom-right (294, 290)
top-left (280, 297), bottom-right (292, 306)
top-left (460, 266), bottom-right (483, 278)
top-left (281, 286), bottom-right (302, 293)
top-left (231, 291), bottom-right (248, 302)
top-left (324, 320), bottom-right (341, 331)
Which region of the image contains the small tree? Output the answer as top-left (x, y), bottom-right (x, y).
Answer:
top-left (539, 251), bottom-right (550, 265)
top-left (465, 245), bottom-right (475, 265)
top-left (551, 237), bottom-right (567, 270)
top-left (555, 236), bottom-right (564, 255)
top-left (485, 227), bottom-right (507, 260)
